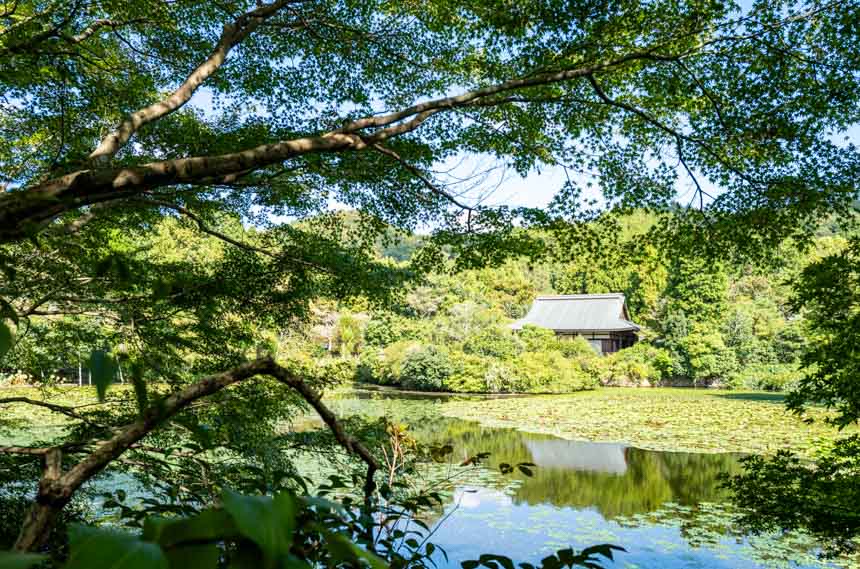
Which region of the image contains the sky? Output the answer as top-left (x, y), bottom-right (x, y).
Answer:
top-left (188, 80), bottom-right (860, 222)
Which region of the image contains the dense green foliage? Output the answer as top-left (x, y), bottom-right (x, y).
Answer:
top-left (1, 0), bottom-right (860, 564)
top-left (726, 239), bottom-right (860, 556)
top-left (338, 212), bottom-right (848, 393)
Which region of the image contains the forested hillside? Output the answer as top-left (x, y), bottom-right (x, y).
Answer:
top-left (1, 209), bottom-right (849, 395)
top-left (311, 211), bottom-right (853, 393)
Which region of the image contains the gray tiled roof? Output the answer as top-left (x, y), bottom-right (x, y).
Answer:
top-left (510, 294), bottom-right (640, 332)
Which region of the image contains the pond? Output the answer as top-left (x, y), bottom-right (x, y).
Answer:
top-left (317, 389), bottom-right (839, 569)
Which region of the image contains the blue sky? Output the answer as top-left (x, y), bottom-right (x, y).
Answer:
top-left (188, 82), bottom-right (860, 218)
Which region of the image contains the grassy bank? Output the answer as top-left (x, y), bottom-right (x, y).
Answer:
top-left (440, 387), bottom-right (853, 457)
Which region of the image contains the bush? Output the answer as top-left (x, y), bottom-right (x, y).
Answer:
top-left (445, 352), bottom-right (492, 392)
top-left (600, 343), bottom-right (675, 386)
top-left (462, 326), bottom-right (522, 359)
top-left (355, 347), bottom-right (388, 384)
top-left (729, 363), bottom-right (803, 391)
top-left (518, 325), bottom-right (559, 352)
top-left (400, 345), bottom-right (455, 391)
top-left (680, 329), bottom-right (739, 385)
top-left (515, 351), bottom-right (598, 393)
top-left (381, 340), bottom-right (421, 384)
top-left (556, 335), bottom-right (599, 358)
top-left (484, 360), bottom-right (524, 393)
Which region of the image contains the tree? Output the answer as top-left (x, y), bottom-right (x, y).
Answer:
top-left (726, 238), bottom-right (860, 554)
top-left (1, 0), bottom-right (859, 559)
top-left (663, 256), bottom-right (729, 326)
top-left (1, 1), bottom-right (858, 249)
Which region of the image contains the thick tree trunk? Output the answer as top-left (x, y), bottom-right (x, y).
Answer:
top-left (13, 500), bottom-right (66, 552)
top-left (14, 449), bottom-right (68, 552)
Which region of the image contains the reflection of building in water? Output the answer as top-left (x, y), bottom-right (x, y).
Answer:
top-left (523, 438), bottom-right (629, 474)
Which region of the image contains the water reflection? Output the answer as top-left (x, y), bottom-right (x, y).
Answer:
top-left (323, 390), bottom-right (832, 568)
top-left (523, 439), bottom-right (628, 473)
top-left (399, 414), bottom-right (741, 519)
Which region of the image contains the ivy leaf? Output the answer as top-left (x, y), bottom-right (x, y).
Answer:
top-left (0, 551), bottom-right (47, 569)
top-left (65, 524), bottom-right (168, 569)
top-left (89, 350), bottom-right (118, 402)
top-left (221, 489), bottom-right (296, 561)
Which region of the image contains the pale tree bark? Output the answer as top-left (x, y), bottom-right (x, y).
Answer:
top-left (5, 357), bottom-right (379, 552)
top-left (0, 49), bottom-right (687, 242)
top-left (88, 0), bottom-right (298, 162)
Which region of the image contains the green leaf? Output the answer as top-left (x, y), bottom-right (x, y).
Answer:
top-left (65, 525), bottom-right (168, 569)
top-left (221, 490), bottom-right (296, 561)
top-left (89, 349), bottom-right (118, 401)
top-left (164, 545), bottom-right (220, 569)
top-left (323, 532), bottom-right (388, 569)
top-left (0, 551), bottom-right (47, 569)
top-left (143, 509), bottom-right (238, 547)
top-left (0, 321), bottom-right (13, 361)
top-left (0, 298), bottom-right (17, 324)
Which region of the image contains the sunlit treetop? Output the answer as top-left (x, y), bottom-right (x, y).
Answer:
top-left (1, 0), bottom-right (858, 233)
top-left (0, 0), bottom-right (858, 343)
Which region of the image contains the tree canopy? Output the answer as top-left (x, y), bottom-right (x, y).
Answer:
top-left (2, 0), bottom-right (860, 563)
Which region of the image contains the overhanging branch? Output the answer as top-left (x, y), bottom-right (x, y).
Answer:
top-left (10, 356), bottom-right (381, 552)
top-left (88, 0), bottom-right (298, 162)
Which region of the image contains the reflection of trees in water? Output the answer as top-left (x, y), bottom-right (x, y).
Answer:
top-left (408, 418), bottom-right (741, 519)
top-left (324, 395), bottom-right (827, 566)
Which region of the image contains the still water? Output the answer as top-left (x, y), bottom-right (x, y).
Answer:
top-left (322, 389), bottom-right (838, 569)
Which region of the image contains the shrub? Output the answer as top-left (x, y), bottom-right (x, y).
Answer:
top-left (518, 325), bottom-right (559, 352)
top-left (400, 345), bottom-right (455, 391)
top-left (380, 341), bottom-right (421, 383)
top-left (680, 329), bottom-right (739, 385)
top-left (515, 351), bottom-right (598, 393)
top-left (556, 335), bottom-right (599, 358)
top-left (729, 363), bottom-right (803, 391)
top-left (601, 343), bottom-right (675, 386)
top-left (484, 361), bottom-right (524, 393)
top-left (355, 347), bottom-right (388, 384)
top-left (445, 352), bottom-right (492, 392)
top-left (462, 326), bottom-right (522, 359)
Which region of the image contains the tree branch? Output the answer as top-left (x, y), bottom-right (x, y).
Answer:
top-left (371, 144), bottom-right (474, 211)
top-left (0, 396), bottom-right (104, 426)
top-left (63, 18), bottom-right (147, 45)
top-left (585, 73), bottom-right (757, 186)
top-left (0, 48), bottom-right (763, 242)
top-left (129, 197), bottom-right (336, 273)
top-left (11, 356), bottom-right (380, 552)
top-left (88, 0), bottom-right (296, 162)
